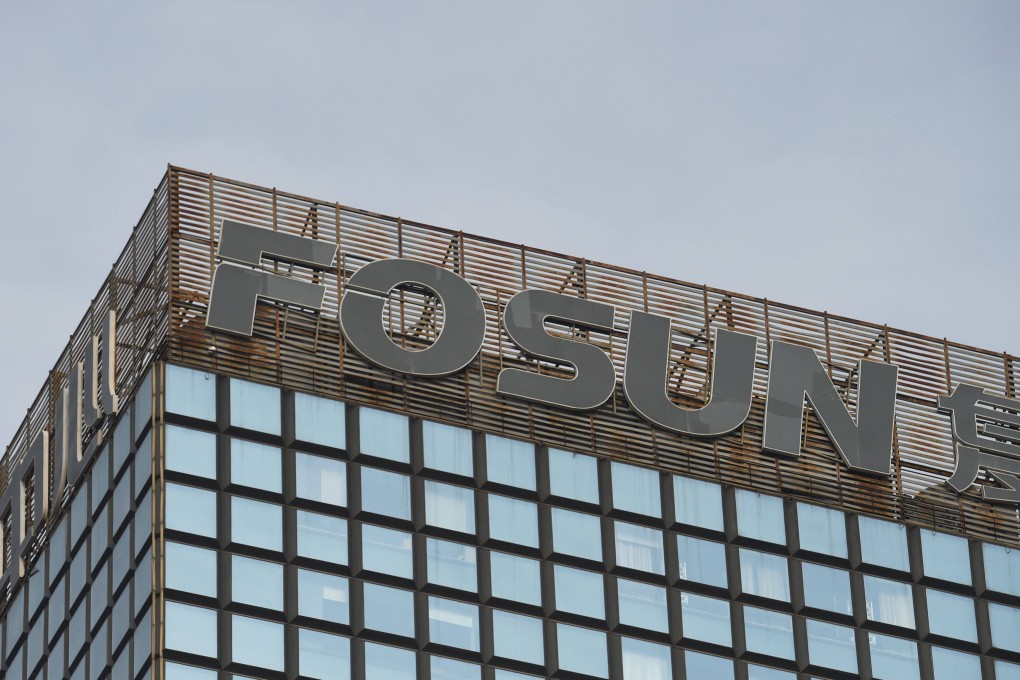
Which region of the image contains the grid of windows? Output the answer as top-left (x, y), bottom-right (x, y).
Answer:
top-left (158, 366), bottom-right (1020, 680)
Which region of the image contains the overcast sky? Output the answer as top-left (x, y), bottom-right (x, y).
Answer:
top-left (1, 2), bottom-right (1018, 447)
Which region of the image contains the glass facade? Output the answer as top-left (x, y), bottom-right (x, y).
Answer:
top-left (2, 362), bottom-right (1020, 680)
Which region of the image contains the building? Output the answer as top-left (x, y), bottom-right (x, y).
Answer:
top-left (1, 165), bottom-right (1019, 680)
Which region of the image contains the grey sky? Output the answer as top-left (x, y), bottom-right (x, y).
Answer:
top-left (1, 2), bottom-right (1018, 446)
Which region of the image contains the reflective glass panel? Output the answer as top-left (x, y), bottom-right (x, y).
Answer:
top-left (863, 575), bottom-right (914, 628)
top-left (232, 555), bottom-right (283, 610)
top-left (685, 651), bottom-right (734, 679)
top-left (165, 663), bottom-right (217, 680)
top-left (551, 508), bottom-right (601, 561)
top-left (296, 452), bottom-right (347, 506)
top-left (739, 548), bottom-right (790, 601)
top-left (165, 484), bottom-right (217, 538)
top-left (801, 562), bottom-right (853, 615)
top-left (489, 552), bottom-right (541, 606)
top-left (796, 502), bottom-right (847, 558)
top-left (165, 365), bottom-right (216, 421)
top-left (677, 535), bottom-right (728, 588)
top-left (229, 378), bottom-right (281, 435)
top-left (931, 646), bottom-right (980, 680)
top-left (297, 510), bottom-right (348, 564)
top-left (425, 481), bottom-right (476, 534)
top-left (681, 593), bottom-right (731, 646)
top-left (735, 490), bottom-right (786, 545)
top-left (359, 407), bottom-right (409, 462)
top-left (617, 578), bottom-right (668, 633)
top-left (926, 589), bottom-right (976, 642)
top-left (920, 530), bottom-right (971, 584)
top-left (859, 516), bottom-right (909, 572)
top-left (164, 602), bottom-right (217, 658)
top-left (423, 421), bottom-right (473, 477)
top-left (294, 392), bottom-right (346, 449)
top-left (427, 538), bottom-right (477, 592)
top-left (621, 637), bottom-right (670, 680)
top-left (611, 462), bottom-right (661, 517)
top-left (232, 615), bottom-right (284, 671)
top-left (363, 584), bottom-right (415, 638)
top-left (361, 467), bottom-right (411, 520)
top-left (548, 448), bottom-right (598, 504)
top-left (989, 602), bottom-right (1020, 653)
top-left (298, 629), bottom-right (351, 680)
top-left (806, 619), bottom-right (857, 674)
top-left (428, 597), bottom-right (480, 651)
top-left (557, 624), bottom-right (608, 678)
top-left (997, 660), bottom-right (1020, 680)
top-left (431, 656), bottom-right (480, 680)
top-left (165, 426), bottom-right (217, 479)
top-left (231, 496), bottom-right (283, 551)
top-left (492, 610), bottom-right (543, 665)
top-left (747, 664), bottom-right (795, 679)
top-left (554, 565), bottom-right (604, 619)
top-left (615, 521), bottom-right (665, 574)
top-left (165, 542), bottom-right (217, 597)
top-left (362, 524), bottom-right (413, 579)
top-left (674, 476), bottom-right (724, 531)
top-left (488, 495), bottom-right (539, 548)
top-left (230, 439), bottom-right (282, 492)
top-left (744, 606), bottom-right (794, 660)
top-left (870, 633), bottom-right (920, 680)
top-left (485, 434), bottom-right (535, 490)
top-left (365, 642), bottom-right (415, 680)
top-left (298, 569), bottom-right (349, 624)
top-left (983, 543), bottom-right (1020, 597)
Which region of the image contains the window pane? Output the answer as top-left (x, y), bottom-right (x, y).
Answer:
top-left (165, 484), bottom-right (217, 538)
top-left (426, 481), bottom-right (475, 534)
top-left (931, 646), bottom-right (980, 680)
top-left (296, 452), bottom-right (347, 506)
top-left (489, 552), bottom-right (541, 606)
top-left (989, 602), bottom-right (1020, 652)
top-left (165, 543), bottom-right (216, 597)
top-left (294, 392), bottom-right (346, 449)
top-left (859, 516), bottom-right (909, 572)
top-left (674, 476), bottom-right (723, 532)
top-left (427, 538), bottom-right (477, 592)
top-left (362, 525), bottom-right (413, 579)
top-left (747, 664), bottom-right (795, 680)
top-left (431, 656), bottom-right (480, 680)
top-left (551, 508), bottom-right (601, 561)
top-left (554, 565), bottom-right (604, 619)
top-left (428, 597), bottom-right (480, 651)
top-left (997, 660), bottom-right (1020, 680)
top-left (739, 549), bottom-right (790, 601)
top-left (230, 439), bottom-right (282, 492)
top-left (299, 629), bottom-right (351, 680)
top-left (870, 633), bottom-right (920, 680)
top-left (488, 495), bottom-right (538, 548)
top-left (744, 606), bottom-right (794, 660)
top-left (920, 531), bottom-right (971, 584)
top-left (485, 434), bottom-right (535, 490)
top-left (557, 624), bottom-right (607, 678)
top-left (232, 615), bottom-right (284, 671)
top-left (926, 589), bottom-right (976, 642)
top-left (231, 497), bottom-right (282, 551)
top-left (298, 569), bottom-right (349, 624)
top-left (806, 619), bottom-right (857, 674)
top-left (165, 365), bottom-right (216, 421)
top-left (361, 467), bottom-right (411, 520)
top-left (611, 462), bottom-right (661, 517)
top-left (796, 503), bottom-right (847, 558)
top-left (617, 578), bottom-right (668, 633)
top-left (735, 490), bottom-right (785, 545)
top-left (297, 510), bottom-right (348, 564)
top-left (982, 543), bottom-right (1020, 597)
top-left (359, 408), bottom-right (409, 462)
top-left (678, 535), bottom-right (728, 588)
top-left (363, 584), bottom-right (415, 638)
top-left (423, 421), bottom-right (473, 477)
top-left (165, 602), bottom-right (217, 658)
top-left (229, 378), bottom-right (281, 435)
top-left (492, 610), bottom-right (544, 665)
top-left (549, 448), bottom-right (598, 504)
top-left (685, 651), bottom-right (734, 679)
top-left (165, 426), bottom-right (217, 479)
top-left (681, 593), bottom-right (731, 646)
top-left (615, 521), bottom-right (665, 574)
top-left (864, 575), bottom-right (914, 628)
top-left (365, 642), bottom-right (415, 680)
top-left (165, 663), bottom-right (217, 680)
top-left (232, 555), bottom-right (283, 610)
top-left (621, 637), bottom-right (670, 680)
top-left (802, 563), bottom-right (852, 615)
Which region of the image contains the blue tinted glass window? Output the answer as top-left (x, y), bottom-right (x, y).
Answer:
top-left (744, 606), bottom-right (794, 660)
top-left (165, 483), bottom-right (217, 538)
top-left (551, 508), bottom-right (601, 561)
top-left (747, 664), bottom-right (795, 680)
top-left (165, 663), bottom-right (218, 680)
top-left (365, 642), bottom-right (415, 680)
top-left (739, 549), bottom-right (790, 601)
top-left (681, 593), bottom-right (731, 646)
top-left (489, 552), bottom-right (541, 606)
top-left (989, 602), bottom-right (1020, 653)
top-left (859, 516), bottom-right (909, 572)
top-left (165, 365), bottom-right (216, 421)
top-left (296, 510), bottom-right (348, 564)
top-left (363, 584), bottom-right (415, 638)
top-left (165, 542), bottom-right (216, 597)
top-left (485, 435), bottom-right (536, 490)
top-left (423, 421), bottom-right (473, 477)
top-left (983, 543), bottom-right (1020, 597)
top-left (611, 462), bottom-right (661, 517)
top-left (864, 576), bottom-right (914, 628)
top-left (427, 538), bottom-right (477, 592)
top-left (229, 378), bottom-right (281, 435)
top-left (232, 615), bottom-right (284, 671)
top-left (735, 490), bottom-right (785, 545)
top-left (617, 578), bottom-right (668, 633)
top-left (615, 521), bottom-right (664, 574)
top-left (674, 476), bottom-right (724, 531)
top-left (557, 624), bottom-right (608, 678)
top-left (494, 672), bottom-right (540, 680)
top-left (554, 565), bottom-right (604, 619)
top-left (165, 602), bottom-right (217, 658)
top-left (361, 467), bottom-right (411, 520)
top-left (425, 481), bottom-right (475, 534)
top-left (488, 495), bottom-right (539, 548)
top-left (232, 555), bottom-right (283, 610)
top-left (801, 562), bottom-right (852, 615)
top-left (359, 408), bottom-right (409, 462)
top-left (492, 610), bottom-right (544, 665)
top-left (296, 452), bottom-right (347, 506)
top-left (870, 633), bottom-right (919, 680)
top-left (230, 439), bottom-right (282, 492)
top-left (796, 503), bottom-right (847, 558)
top-left (920, 531), bottom-right (971, 584)
top-left (997, 660), bottom-right (1020, 680)
top-left (926, 589), bottom-right (976, 642)
top-left (806, 620), bottom-right (857, 674)
top-left (294, 392), bottom-right (346, 449)
top-left (231, 496), bottom-right (282, 551)
top-left (548, 448), bottom-right (598, 504)
top-left (931, 646), bottom-right (980, 680)
top-left (620, 637), bottom-right (670, 680)
top-left (431, 656), bottom-right (481, 680)
top-left (428, 597), bottom-right (480, 651)
top-left (298, 629), bottom-right (351, 680)
top-left (165, 426), bottom-right (217, 479)
top-left (685, 651), bottom-right (734, 679)
top-left (677, 535), bottom-right (728, 588)
top-left (298, 569), bottom-right (349, 624)
top-left (362, 524), bottom-right (413, 579)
